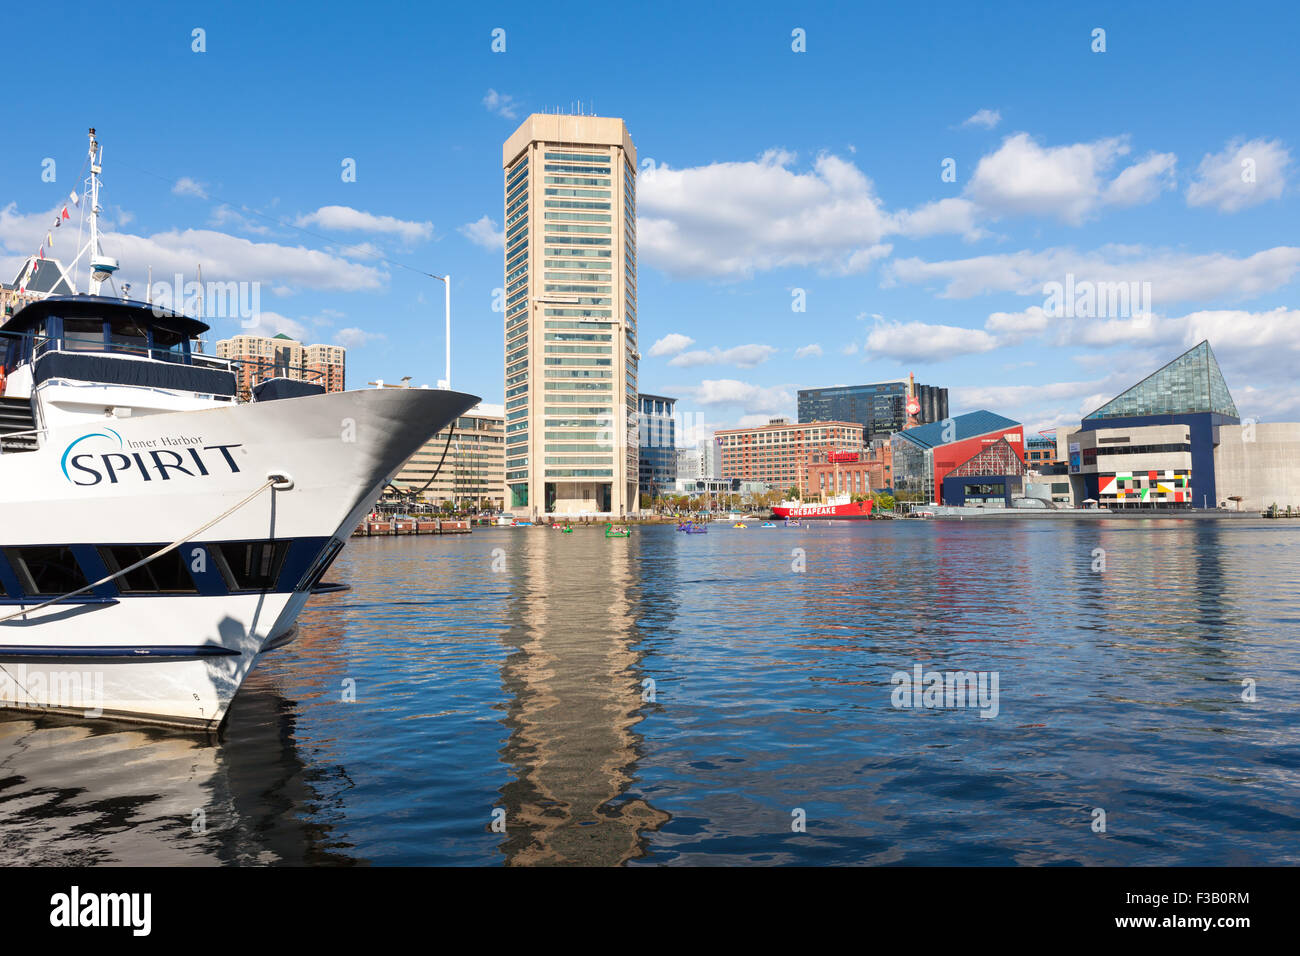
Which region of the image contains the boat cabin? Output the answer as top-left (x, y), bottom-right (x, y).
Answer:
top-left (0, 296), bottom-right (323, 450)
top-left (0, 295), bottom-right (235, 401)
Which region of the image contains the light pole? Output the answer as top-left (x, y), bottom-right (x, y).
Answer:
top-left (431, 272), bottom-right (451, 389)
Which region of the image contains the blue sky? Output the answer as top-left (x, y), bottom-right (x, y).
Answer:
top-left (3, 0), bottom-right (1298, 438)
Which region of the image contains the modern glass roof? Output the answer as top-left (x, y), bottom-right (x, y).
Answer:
top-left (894, 410), bottom-right (1019, 449)
top-left (1084, 340), bottom-right (1239, 420)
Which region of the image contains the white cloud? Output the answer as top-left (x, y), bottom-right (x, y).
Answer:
top-left (864, 320), bottom-right (999, 362)
top-left (887, 244), bottom-right (1300, 305)
top-left (984, 305), bottom-right (1052, 341)
top-left (637, 135), bottom-right (1179, 280)
top-left (794, 343), bottom-right (823, 359)
top-left (962, 109), bottom-right (1002, 130)
top-left (335, 327), bottom-right (386, 349)
top-left (1105, 152), bottom-right (1178, 207)
top-left (483, 89), bottom-right (519, 120)
top-left (1187, 138), bottom-right (1291, 213)
top-left (841, 342), bottom-right (860, 356)
top-left (952, 378), bottom-right (1107, 415)
top-left (648, 333), bottom-right (695, 357)
top-left (669, 344), bottom-right (778, 368)
top-left (172, 177), bottom-right (208, 199)
top-left (966, 133), bottom-right (1175, 224)
top-left (209, 204), bottom-right (274, 235)
top-left (639, 151), bottom-right (923, 278)
top-left (459, 214), bottom-right (504, 250)
top-left (686, 378), bottom-right (794, 414)
top-left (224, 309), bottom-right (310, 341)
top-left (107, 228), bottom-right (387, 293)
top-left (892, 200), bottom-right (982, 240)
top-left (295, 205), bottom-right (433, 244)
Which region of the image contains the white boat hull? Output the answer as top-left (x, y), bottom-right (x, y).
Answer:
top-left (0, 386), bottom-right (478, 730)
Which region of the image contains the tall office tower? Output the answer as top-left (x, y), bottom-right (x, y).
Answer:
top-left (503, 114), bottom-right (639, 518)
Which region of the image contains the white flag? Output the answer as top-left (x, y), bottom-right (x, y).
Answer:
top-left (69, 190), bottom-right (80, 206)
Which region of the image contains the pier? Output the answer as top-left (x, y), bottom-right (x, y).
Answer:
top-left (353, 517), bottom-right (472, 536)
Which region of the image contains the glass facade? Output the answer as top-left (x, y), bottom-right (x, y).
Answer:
top-left (949, 438), bottom-right (1026, 477)
top-left (889, 432), bottom-right (932, 501)
top-left (1085, 340), bottom-right (1239, 420)
top-left (798, 381), bottom-right (948, 441)
top-left (637, 394), bottom-right (676, 497)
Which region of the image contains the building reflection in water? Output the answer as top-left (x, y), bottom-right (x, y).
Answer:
top-left (495, 529), bottom-right (668, 865)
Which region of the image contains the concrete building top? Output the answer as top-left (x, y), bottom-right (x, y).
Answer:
top-left (503, 113), bottom-right (637, 168)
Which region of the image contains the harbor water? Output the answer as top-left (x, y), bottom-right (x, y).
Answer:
top-left (2, 519), bottom-right (1298, 865)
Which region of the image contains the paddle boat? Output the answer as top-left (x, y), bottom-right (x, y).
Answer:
top-left (677, 521), bottom-right (707, 534)
top-left (605, 523), bottom-right (630, 538)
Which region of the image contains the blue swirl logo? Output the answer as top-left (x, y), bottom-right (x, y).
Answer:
top-left (60, 428), bottom-right (123, 482)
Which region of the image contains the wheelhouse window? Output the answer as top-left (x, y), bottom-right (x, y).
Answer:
top-left (147, 325), bottom-right (189, 362)
top-left (108, 316), bottom-right (151, 358)
top-left (63, 318), bottom-right (106, 351)
top-left (99, 545), bottom-right (198, 593)
top-left (6, 546), bottom-right (89, 596)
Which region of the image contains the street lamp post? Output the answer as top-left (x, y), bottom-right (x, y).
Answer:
top-left (431, 272), bottom-right (451, 389)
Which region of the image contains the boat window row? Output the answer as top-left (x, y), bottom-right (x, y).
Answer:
top-left (2, 313), bottom-right (193, 371)
top-left (0, 538), bottom-right (337, 601)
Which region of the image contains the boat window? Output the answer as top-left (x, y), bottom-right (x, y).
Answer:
top-left (108, 317), bottom-right (151, 357)
top-left (149, 325), bottom-right (189, 362)
top-left (63, 317), bottom-right (106, 351)
top-left (6, 546), bottom-right (90, 596)
top-left (213, 540), bottom-right (291, 591)
top-left (98, 545), bottom-right (198, 593)
top-left (2, 334), bottom-right (20, 372)
top-left (295, 539), bottom-right (344, 593)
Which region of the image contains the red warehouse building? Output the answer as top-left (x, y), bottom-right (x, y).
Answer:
top-left (889, 411), bottom-right (1025, 504)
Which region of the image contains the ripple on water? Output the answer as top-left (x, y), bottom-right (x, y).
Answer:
top-left (0, 521), bottom-right (1297, 865)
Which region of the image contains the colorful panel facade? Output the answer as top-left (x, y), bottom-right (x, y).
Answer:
top-left (1097, 470), bottom-right (1192, 503)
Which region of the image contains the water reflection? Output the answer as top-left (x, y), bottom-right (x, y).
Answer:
top-left (1, 519), bottom-right (1297, 866)
top-left (496, 528), bottom-right (668, 864)
top-left (0, 668), bottom-right (356, 865)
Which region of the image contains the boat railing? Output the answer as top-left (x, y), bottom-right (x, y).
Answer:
top-left (4, 330), bottom-right (199, 368)
top-left (3, 330), bottom-right (324, 390)
top-left (0, 425), bottom-right (47, 454)
top-left (232, 358), bottom-right (327, 387)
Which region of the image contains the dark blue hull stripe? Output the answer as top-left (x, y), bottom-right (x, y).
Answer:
top-left (0, 645), bottom-right (240, 660)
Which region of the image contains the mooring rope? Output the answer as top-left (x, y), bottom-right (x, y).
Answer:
top-left (0, 475), bottom-right (284, 625)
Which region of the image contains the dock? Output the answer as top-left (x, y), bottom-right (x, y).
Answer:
top-left (353, 518), bottom-right (471, 536)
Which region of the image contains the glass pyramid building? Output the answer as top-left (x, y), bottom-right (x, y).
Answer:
top-left (1084, 340), bottom-right (1239, 420)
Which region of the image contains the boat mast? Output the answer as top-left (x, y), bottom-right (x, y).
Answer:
top-left (66, 128), bottom-right (121, 296)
